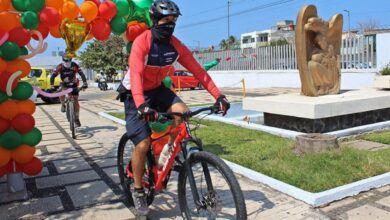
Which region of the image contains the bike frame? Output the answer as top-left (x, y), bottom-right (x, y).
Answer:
top-left (126, 121), bottom-right (190, 191)
top-left (126, 108), bottom-right (215, 195)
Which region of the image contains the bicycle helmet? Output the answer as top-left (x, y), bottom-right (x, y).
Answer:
top-left (149, 0), bottom-right (181, 23)
top-left (62, 55), bottom-right (72, 62)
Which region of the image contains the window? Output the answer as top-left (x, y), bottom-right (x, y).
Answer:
top-left (29, 69), bottom-right (42, 78)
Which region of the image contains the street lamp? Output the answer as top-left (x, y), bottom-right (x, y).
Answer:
top-left (343, 9), bottom-right (350, 37)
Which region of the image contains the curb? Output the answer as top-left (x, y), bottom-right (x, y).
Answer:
top-left (98, 111), bottom-right (390, 207)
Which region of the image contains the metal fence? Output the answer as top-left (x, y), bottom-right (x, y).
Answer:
top-left (176, 35), bottom-right (377, 71)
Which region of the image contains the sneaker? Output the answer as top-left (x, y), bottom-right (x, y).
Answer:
top-left (75, 119), bottom-right (81, 127)
top-left (61, 105), bottom-right (66, 112)
top-left (132, 188), bottom-right (149, 216)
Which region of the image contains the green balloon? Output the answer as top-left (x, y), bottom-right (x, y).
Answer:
top-left (114, 0), bottom-right (130, 17)
top-left (132, 0), bottom-right (153, 9)
top-left (26, 0), bottom-right (45, 13)
top-left (110, 16), bottom-right (127, 35)
top-left (129, 6), bottom-right (152, 27)
top-left (0, 42), bottom-right (21, 61)
top-left (0, 130), bottom-right (22, 150)
top-left (126, 42), bottom-right (132, 54)
top-left (22, 127), bottom-right (42, 146)
top-left (0, 92), bottom-right (7, 103)
top-left (11, 81), bottom-right (33, 100)
top-left (20, 46), bottom-right (29, 56)
top-left (162, 76), bottom-right (172, 88)
top-left (21, 11), bottom-right (39, 30)
top-left (150, 121), bottom-right (172, 133)
top-left (12, 0), bottom-right (28, 12)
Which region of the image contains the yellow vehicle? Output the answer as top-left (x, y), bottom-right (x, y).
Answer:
top-left (22, 67), bottom-right (62, 103)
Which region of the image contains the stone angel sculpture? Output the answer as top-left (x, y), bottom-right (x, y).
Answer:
top-left (295, 5), bottom-right (343, 96)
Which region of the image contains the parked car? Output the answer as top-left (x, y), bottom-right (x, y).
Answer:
top-left (170, 69), bottom-right (202, 90)
top-left (21, 67), bottom-right (61, 103)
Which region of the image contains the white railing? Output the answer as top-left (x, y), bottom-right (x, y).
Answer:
top-left (176, 35), bottom-right (376, 71)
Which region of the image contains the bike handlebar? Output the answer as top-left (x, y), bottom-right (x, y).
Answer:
top-left (157, 106), bottom-right (215, 121)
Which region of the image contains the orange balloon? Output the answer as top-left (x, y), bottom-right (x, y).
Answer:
top-left (0, 147), bottom-right (11, 167)
top-left (0, 100), bottom-right (19, 120)
top-left (49, 24), bottom-right (62, 38)
top-left (0, 0), bottom-right (11, 12)
top-left (45, 0), bottom-right (64, 10)
top-left (62, 1), bottom-right (79, 19)
top-left (0, 58), bottom-right (7, 72)
top-left (6, 59), bottom-right (31, 78)
top-left (0, 12), bottom-right (20, 32)
top-left (16, 100), bottom-right (36, 115)
top-left (80, 1), bottom-right (98, 22)
top-left (12, 144), bottom-right (36, 164)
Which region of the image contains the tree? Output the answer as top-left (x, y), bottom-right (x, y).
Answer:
top-left (79, 35), bottom-right (127, 79)
top-left (358, 19), bottom-right (380, 33)
top-left (219, 35), bottom-right (239, 50)
top-left (269, 38), bottom-right (289, 46)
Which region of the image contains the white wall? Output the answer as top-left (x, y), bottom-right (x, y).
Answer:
top-left (208, 70), bottom-right (378, 90)
top-left (376, 33), bottom-right (390, 69)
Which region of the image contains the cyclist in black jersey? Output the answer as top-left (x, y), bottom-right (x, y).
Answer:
top-left (50, 55), bottom-right (88, 127)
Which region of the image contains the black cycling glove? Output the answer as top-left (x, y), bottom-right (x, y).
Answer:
top-left (213, 95), bottom-right (230, 116)
top-left (137, 103), bottom-right (158, 121)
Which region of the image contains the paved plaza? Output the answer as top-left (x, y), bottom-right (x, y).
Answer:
top-left (0, 87), bottom-right (389, 219)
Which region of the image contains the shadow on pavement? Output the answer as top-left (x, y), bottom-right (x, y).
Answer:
top-left (75, 126), bottom-right (118, 140)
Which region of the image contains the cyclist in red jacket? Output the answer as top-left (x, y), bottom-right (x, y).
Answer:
top-left (122, 0), bottom-right (230, 215)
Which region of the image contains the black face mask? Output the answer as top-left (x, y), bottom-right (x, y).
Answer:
top-left (151, 22), bottom-right (176, 44)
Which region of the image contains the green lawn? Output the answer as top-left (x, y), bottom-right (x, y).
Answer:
top-left (359, 130), bottom-right (390, 144)
top-left (108, 112), bottom-right (390, 192)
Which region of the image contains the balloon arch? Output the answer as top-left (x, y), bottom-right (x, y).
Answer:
top-left (0, 0), bottom-right (152, 178)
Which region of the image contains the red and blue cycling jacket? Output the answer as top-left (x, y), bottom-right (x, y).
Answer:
top-left (126, 30), bottom-right (221, 108)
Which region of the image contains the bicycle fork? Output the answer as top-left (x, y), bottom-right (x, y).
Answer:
top-left (185, 150), bottom-right (215, 210)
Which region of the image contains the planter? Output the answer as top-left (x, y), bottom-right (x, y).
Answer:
top-left (374, 75), bottom-right (390, 89)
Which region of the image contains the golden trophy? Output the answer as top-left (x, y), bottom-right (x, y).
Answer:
top-left (60, 19), bottom-right (92, 58)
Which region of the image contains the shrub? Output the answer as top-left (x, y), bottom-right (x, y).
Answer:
top-left (380, 64), bottom-right (390, 75)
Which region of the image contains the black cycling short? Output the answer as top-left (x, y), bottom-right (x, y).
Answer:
top-left (124, 84), bottom-right (183, 146)
top-left (61, 83), bottom-right (79, 96)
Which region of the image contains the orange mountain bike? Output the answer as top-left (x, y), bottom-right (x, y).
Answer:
top-left (117, 107), bottom-right (247, 219)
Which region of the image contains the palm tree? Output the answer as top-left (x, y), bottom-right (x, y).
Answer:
top-left (219, 39), bottom-right (228, 50)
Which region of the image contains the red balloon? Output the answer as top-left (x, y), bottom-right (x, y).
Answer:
top-left (39, 7), bottom-right (60, 27)
top-left (0, 160), bottom-right (13, 177)
top-left (87, 0), bottom-right (100, 7)
top-left (8, 27), bottom-right (31, 47)
top-left (16, 157), bottom-right (43, 176)
top-left (0, 117), bottom-right (10, 134)
top-left (98, 1), bottom-right (117, 20)
top-left (92, 18), bottom-right (111, 41)
top-left (11, 114), bottom-right (35, 133)
top-left (0, 72), bottom-right (18, 92)
top-left (126, 23), bottom-right (147, 42)
top-left (32, 24), bottom-right (49, 40)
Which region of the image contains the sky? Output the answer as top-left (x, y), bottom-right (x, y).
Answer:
top-left (42, 0), bottom-right (390, 55)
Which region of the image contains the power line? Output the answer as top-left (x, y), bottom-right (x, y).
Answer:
top-left (185, 0), bottom-right (264, 18)
top-left (178, 0), bottom-right (296, 30)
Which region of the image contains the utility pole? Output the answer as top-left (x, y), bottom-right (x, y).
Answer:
top-left (193, 40), bottom-right (200, 51)
top-left (344, 10), bottom-right (350, 37)
top-left (227, 0), bottom-right (231, 50)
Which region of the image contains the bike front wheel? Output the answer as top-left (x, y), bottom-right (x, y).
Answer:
top-left (178, 151), bottom-right (247, 220)
top-left (68, 101), bottom-right (76, 139)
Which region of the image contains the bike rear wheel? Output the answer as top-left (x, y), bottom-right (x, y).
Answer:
top-left (178, 151), bottom-right (247, 220)
top-left (117, 133), bottom-right (155, 206)
top-left (68, 101), bottom-right (76, 139)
